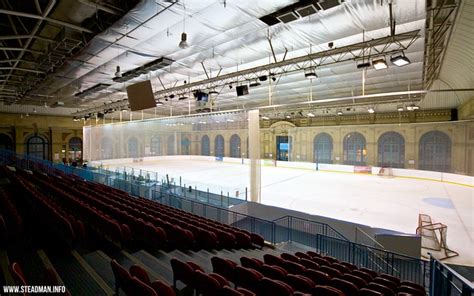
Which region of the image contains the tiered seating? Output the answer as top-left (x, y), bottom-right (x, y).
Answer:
top-left (111, 259), bottom-right (176, 296)
top-left (202, 251), bottom-right (426, 296)
top-left (0, 188), bottom-right (23, 245)
top-left (10, 262), bottom-right (71, 295)
top-left (23, 168), bottom-right (264, 251)
top-left (170, 258), bottom-right (256, 296)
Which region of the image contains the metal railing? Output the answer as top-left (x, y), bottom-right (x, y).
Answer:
top-left (0, 149), bottom-right (437, 290)
top-left (430, 255), bottom-right (474, 296)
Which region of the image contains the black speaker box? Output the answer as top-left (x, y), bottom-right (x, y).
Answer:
top-left (236, 85), bottom-right (249, 96)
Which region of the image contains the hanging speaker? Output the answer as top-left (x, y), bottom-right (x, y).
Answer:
top-left (126, 80), bottom-right (156, 111)
top-left (236, 85), bottom-right (249, 96)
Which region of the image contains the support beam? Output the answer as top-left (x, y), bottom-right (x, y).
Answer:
top-left (248, 110), bottom-right (261, 203)
top-left (0, 47), bottom-right (44, 55)
top-left (77, 0), bottom-right (122, 15)
top-left (0, 9), bottom-right (94, 33)
top-left (0, 67), bottom-right (45, 74)
top-left (0, 35), bottom-right (55, 42)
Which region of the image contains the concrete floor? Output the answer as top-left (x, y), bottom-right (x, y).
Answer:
top-left (104, 159), bottom-right (474, 266)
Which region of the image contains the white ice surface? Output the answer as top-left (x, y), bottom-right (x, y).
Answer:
top-left (105, 159), bottom-right (474, 266)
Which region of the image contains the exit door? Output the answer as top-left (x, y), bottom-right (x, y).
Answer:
top-left (276, 136), bottom-right (290, 161)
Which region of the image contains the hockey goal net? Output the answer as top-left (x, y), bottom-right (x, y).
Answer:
top-left (377, 167), bottom-right (394, 178)
top-left (416, 214), bottom-right (459, 260)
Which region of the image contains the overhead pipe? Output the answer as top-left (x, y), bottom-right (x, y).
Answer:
top-left (77, 0), bottom-right (122, 15)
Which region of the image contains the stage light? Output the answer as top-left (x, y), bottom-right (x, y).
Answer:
top-left (307, 112), bottom-right (315, 117)
top-left (367, 107), bottom-right (375, 114)
top-left (285, 115), bottom-right (291, 119)
top-left (407, 104), bottom-right (419, 111)
top-left (258, 75), bottom-right (268, 81)
top-left (336, 110), bottom-right (343, 116)
top-left (271, 76), bottom-right (276, 82)
top-left (391, 54), bottom-right (410, 67)
top-left (373, 58), bottom-right (388, 70)
top-left (73, 117), bottom-right (80, 122)
top-left (156, 100), bottom-right (164, 106)
top-left (114, 65), bottom-right (121, 78)
top-left (261, 116), bottom-right (270, 120)
top-left (208, 89), bottom-right (219, 95)
top-left (397, 105), bottom-right (404, 112)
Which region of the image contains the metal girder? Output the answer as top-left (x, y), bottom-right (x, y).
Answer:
top-left (0, 47), bottom-right (45, 55)
top-left (77, 0), bottom-right (122, 15)
top-left (0, 59), bottom-right (39, 66)
top-left (0, 35), bottom-right (55, 42)
top-left (73, 30), bottom-right (421, 116)
top-left (0, 8), bottom-right (94, 33)
top-left (422, 0), bottom-right (461, 88)
top-left (0, 67), bottom-right (45, 74)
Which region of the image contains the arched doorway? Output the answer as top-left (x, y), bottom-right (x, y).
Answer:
top-left (26, 134), bottom-right (48, 160)
top-left (201, 135), bottom-right (210, 156)
top-left (181, 137), bottom-right (190, 155)
top-left (68, 137), bottom-right (82, 160)
top-left (419, 131), bottom-right (451, 172)
top-left (128, 137), bottom-right (139, 158)
top-left (343, 132), bottom-right (367, 165)
top-left (215, 135), bottom-right (224, 157)
top-left (378, 132), bottom-right (405, 168)
top-left (313, 133), bottom-right (333, 163)
top-left (167, 134), bottom-right (175, 155)
top-left (0, 134), bottom-right (13, 151)
top-left (230, 134), bottom-right (241, 158)
top-left (150, 136), bottom-right (161, 155)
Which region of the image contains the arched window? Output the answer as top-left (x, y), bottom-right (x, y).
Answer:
top-left (343, 132), bottom-right (367, 165)
top-left (201, 135), bottom-right (210, 156)
top-left (68, 137), bottom-right (82, 160)
top-left (150, 136), bottom-right (161, 156)
top-left (0, 133), bottom-right (13, 151)
top-left (313, 133), bottom-right (333, 163)
top-left (101, 137), bottom-right (113, 159)
top-left (181, 137), bottom-right (190, 155)
top-left (26, 134), bottom-right (48, 160)
top-left (167, 134), bottom-right (175, 155)
top-left (230, 134), bottom-right (241, 158)
top-left (378, 132), bottom-right (405, 168)
top-left (419, 131), bottom-right (451, 172)
top-left (128, 137), bottom-right (139, 158)
top-left (215, 135), bottom-right (224, 157)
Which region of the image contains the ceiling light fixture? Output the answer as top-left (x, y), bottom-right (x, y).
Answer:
top-left (262, 116), bottom-right (270, 120)
top-left (356, 61), bottom-right (371, 69)
top-left (114, 65), bottom-right (122, 78)
top-left (249, 80), bottom-right (261, 87)
top-left (367, 107), bottom-right (375, 114)
top-left (208, 89), bottom-right (219, 95)
top-left (390, 54), bottom-right (411, 67)
top-left (178, 4), bottom-right (189, 49)
top-left (307, 112), bottom-right (315, 117)
top-left (336, 110), bottom-right (343, 116)
top-left (156, 100), bottom-right (164, 106)
top-left (373, 58), bottom-right (388, 70)
top-left (285, 115), bottom-right (291, 119)
top-left (304, 68), bottom-right (317, 79)
top-left (397, 105), bottom-right (404, 112)
top-left (407, 104), bottom-right (419, 111)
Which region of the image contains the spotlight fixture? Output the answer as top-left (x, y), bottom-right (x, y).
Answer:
top-left (261, 116), bottom-right (270, 120)
top-left (33, 107), bottom-right (37, 113)
top-left (43, 102), bottom-right (48, 108)
top-left (179, 32), bottom-right (188, 49)
top-left (304, 68), bottom-right (317, 79)
top-left (229, 84), bottom-right (233, 89)
top-left (397, 105), bottom-right (404, 112)
top-left (114, 65), bottom-right (122, 78)
top-left (390, 54), bottom-right (411, 67)
top-left (407, 104), bottom-right (420, 111)
top-left (169, 94), bottom-right (175, 99)
top-left (373, 58), bottom-right (388, 70)
top-left (336, 110), bottom-right (343, 116)
top-left (271, 76), bottom-right (276, 82)
top-left (25, 112), bottom-right (30, 117)
top-left (285, 115), bottom-right (291, 119)
top-left (208, 89), bottom-right (219, 95)
top-left (73, 117), bottom-right (80, 122)
top-left (249, 80), bottom-right (261, 87)
top-left (367, 107), bottom-right (375, 114)
top-left (258, 75), bottom-right (268, 81)
top-left (307, 112), bottom-right (315, 118)
top-left (156, 100), bottom-right (164, 106)
top-left (178, 95), bottom-right (188, 100)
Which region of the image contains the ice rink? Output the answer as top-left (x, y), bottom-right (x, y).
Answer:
top-left (104, 159), bottom-right (473, 266)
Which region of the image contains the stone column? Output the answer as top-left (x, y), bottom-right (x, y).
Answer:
top-left (249, 110), bottom-right (261, 203)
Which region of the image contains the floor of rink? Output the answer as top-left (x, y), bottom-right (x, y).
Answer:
top-left (104, 159), bottom-right (473, 266)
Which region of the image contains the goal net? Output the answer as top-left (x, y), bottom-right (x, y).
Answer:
top-left (377, 167), bottom-right (394, 178)
top-left (416, 214), bottom-right (459, 260)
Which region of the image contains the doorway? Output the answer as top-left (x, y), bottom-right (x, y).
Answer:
top-left (276, 136), bottom-right (290, 161)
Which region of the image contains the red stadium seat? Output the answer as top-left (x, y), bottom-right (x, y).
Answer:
top-left (342, 273), bottom-right (368, 289)
top-left (194, 270), bottom-right (223, 296)
top-left (314, 285), bottom-right (345, 295)
top-left (398, 285), bottom-right (426, 296)
top-left (111, 259), bottom-right (133, 295)
top-left (11, 262), bottom-right (27, 286)
top-left (329, 278), bottom-right (360, 296)
top-left (373, 277), bottom-right (398, 292)
top-left (234, 266), bottom-right (264, 292)
top-left (283, 274), bottom-right (315, 294)
top-left (300, 258), bottom-right (320, 270)
top-left (352, 270), bottom-right (375, 283)
top-left (259, 278), bottom-right (294, 296)
top-left (281, 253), bottom-right (300, 262)
top-left (170, 258), bottom-right (201, 288)
top-left (240, 257), bottom-right (263, 270)
top-left (130, 277), bottom-right (157, 296)
top-left (331, 262), bottom-right (351, 274)
top-left (305, 269), bottom-right (331, 285)
top-left (212, 256), bottom-right (238, 282)
top-left (295, 252), bottom-right (312, 260)
top-left (320, 265), bottom-right (343, 278)
top-left (367, 282), bottom-right (396, 296)
top-left (283, 260), bottom-right (307, 275)
top-left (263, 254), bottom-right (286, 268)
top-left (360, 288), bottom-right (383, 296)
top-left (130, 265), bottom-right (151, 285)
top-left (260, 264), bottom-right (288, 281)
top-left (150, 280), bottom-right (176, 296)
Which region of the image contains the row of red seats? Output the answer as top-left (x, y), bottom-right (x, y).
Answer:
top-left (13, 174), bottom-right (79, 247)
top-left (170, 258), bottom-right (267, 296)
top-left (208, 250), bottom-right (425, 296)
top-left (31, 174), bottom-right (130, 246)
top-left (10, 262), bottom-right (71, 295)
top-left (0, 188), bottom-right (23, 245)
top-left (111, 259), bottom-right (175, 296)
top-left (74, 177), bottom-right (265, 249)
top-left (42, 170), bottom-right (264, 251)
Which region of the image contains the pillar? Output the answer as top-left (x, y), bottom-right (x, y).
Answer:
top-left (249, 110), bottom-right (261, 203)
